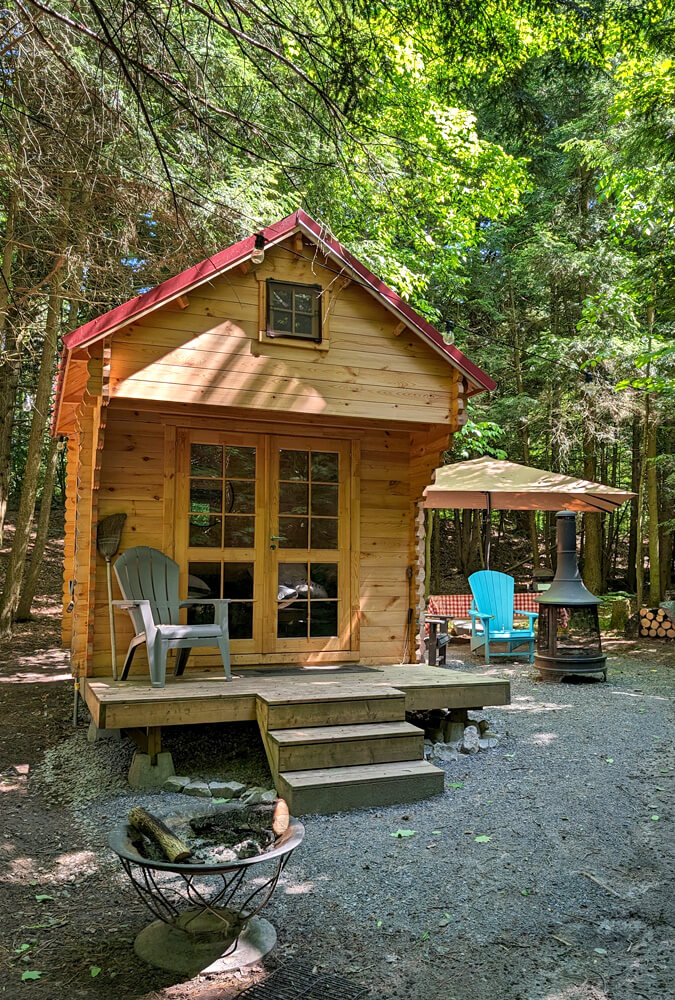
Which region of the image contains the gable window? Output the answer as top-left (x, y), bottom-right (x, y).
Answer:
top-left (267, 280), bottom-right (322, 343)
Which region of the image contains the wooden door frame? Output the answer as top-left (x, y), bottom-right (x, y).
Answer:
top-left (265, 435), bottom-right (352, 654)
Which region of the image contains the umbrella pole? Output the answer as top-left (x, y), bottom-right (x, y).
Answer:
top-left (484, 492), bottom-right (492, 569)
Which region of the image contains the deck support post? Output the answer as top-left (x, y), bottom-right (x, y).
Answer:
top-left (124, 726), bottom-right (163, 765)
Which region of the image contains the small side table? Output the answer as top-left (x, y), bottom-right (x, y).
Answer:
top-left (425, 614), bottom-right (454, 666)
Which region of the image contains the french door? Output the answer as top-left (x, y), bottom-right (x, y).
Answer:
top-left (265, 436), bottom-right (351, 653)
top-left (177, 430), bottom-right (352, 658)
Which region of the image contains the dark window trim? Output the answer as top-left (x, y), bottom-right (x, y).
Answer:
top-left (266, 279), bottom-right (322, 343)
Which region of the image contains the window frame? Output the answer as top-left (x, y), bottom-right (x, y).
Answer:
top-left (257, 274), bottom-right (330, 351)
top-left (265, 279), bottom-right (322, 343)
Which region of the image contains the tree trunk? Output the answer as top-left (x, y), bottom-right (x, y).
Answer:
top-left (626, 414), bottom-right (640, 591)
top-left (508, 268), bottom-right (539, 568)
top-left (646, 409), bottom-right (661, 606)
top-left (0, 172), bottom-right (71, 634)
top-left (0, 188), bottom-right (19, 544)
top-left (636, 387), bottom-right (650, 613)
top-left (430, 509), bottom-right (442, 594)
top-left (15, 436), bottom-right (60, 620)
top-left (582, 434), bottom-right (603, 594)
top-left (424, 509), bottom-right (433, 599)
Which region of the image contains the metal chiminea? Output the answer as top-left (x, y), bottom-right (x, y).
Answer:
top-left (535, 511), bottom-right (607, 680)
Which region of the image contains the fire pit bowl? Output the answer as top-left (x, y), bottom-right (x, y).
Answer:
top-left (109, 804), bottom-right (304, 975)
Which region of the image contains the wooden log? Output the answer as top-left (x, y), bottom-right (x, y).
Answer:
top-left (128, 806), bottom-right (192, 862)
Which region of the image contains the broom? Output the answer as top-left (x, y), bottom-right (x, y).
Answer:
top-left (96, 513), bottom-right (127, 681)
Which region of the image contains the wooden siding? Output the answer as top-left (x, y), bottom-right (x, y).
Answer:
top-left (86, 403), bottom-right (454, 675)
top-left (107, 238), bottom-right (456, 426)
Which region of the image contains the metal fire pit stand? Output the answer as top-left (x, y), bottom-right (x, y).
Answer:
top-left (109, 817), bottom-right (305, 976)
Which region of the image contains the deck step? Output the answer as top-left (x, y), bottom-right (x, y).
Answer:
top-left (258, 686), bottom-right (405, 728)
top-left (268, 721), bottom-right (424, 771)
top-left (276, 759), bottom-right (445, 815)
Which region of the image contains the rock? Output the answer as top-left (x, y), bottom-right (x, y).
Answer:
top-left (241, 787), bottom-right (265, 805)
top-left (183, 779), bottom-right (212, 797)
top-left (210, 780), bottom-right (246, 798)
top-left (234, 839), bottom-right (263, 859)
top-left (261, 789), bottom-right (277, 804)
top-left (431, 743), bottom-right (459, 763)
top-left (128, 751), bottom-right (175, 789)
top-left (458, 727), bottom-right (480, 754)
top-left (163, 775), bottom-right (190, 793)
top-left (478, 738), bottom-right (498, 750)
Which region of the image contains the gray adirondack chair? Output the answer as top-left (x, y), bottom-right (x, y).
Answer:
top-left (113, 546), bottom-right (231, 688)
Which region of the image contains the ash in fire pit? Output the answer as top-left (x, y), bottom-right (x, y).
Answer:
top-left (131, 803), bottom-right (282, 865)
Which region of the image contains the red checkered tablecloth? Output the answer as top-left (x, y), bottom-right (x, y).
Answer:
top-left (427, 593), bottom-right (539, 618)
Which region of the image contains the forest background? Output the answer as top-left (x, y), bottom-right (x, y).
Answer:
top-left (0, 0), bottom-right (673, 633)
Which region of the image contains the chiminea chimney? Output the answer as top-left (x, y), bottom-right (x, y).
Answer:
top-left (534, 511), bottom-right (607, 680)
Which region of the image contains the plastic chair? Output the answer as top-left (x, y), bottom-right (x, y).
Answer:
top-left (113, 546), bottom-right (231, 688)
top-left (468, 570), bottom-right (537, 664)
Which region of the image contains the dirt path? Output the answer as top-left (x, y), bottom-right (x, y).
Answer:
top-left (0, 527), bottom-right (672, 999)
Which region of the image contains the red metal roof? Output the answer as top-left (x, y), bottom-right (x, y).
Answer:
top-left (58, 209), bottom-right (494, 410)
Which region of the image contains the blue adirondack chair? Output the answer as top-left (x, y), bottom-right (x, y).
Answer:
top-left (468, 570), bottom-right (537, 664)
top-left (113, 546), bottom-right (231, 688)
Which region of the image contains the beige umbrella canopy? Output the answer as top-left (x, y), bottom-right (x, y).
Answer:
top-left (423, 456), bottom-right (635, 514)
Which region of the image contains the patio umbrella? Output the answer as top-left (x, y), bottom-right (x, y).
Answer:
top-left (423, 456), bottom-right (635, 567)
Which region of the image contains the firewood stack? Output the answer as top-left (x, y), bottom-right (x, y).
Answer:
top-left (639, 607), bottom-right (675, 640)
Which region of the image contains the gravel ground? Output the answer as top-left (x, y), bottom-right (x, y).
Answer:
top-left (0, 522), bottom-right (673, 999)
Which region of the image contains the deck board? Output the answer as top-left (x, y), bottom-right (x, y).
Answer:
top-left (83, 664), bottom-right (509, 729)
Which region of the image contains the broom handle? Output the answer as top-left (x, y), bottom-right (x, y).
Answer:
top-left (106, 557), bottom-right (118, 681)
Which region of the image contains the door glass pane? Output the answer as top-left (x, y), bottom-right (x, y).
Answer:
top-left (229, 603), bottom-right (253, 640)
top-left (311, 518), bottom-right (338, 549)
top-left (225, 480), bottom-right (255, 514)
top-left (186, 562), bottom-right (220, 624)
top-left (278, 601), bottom-right (308, 638)
top-left (190, 480), bottom-right (223, 513)
top-left (311, 451), bottom-right (338, 482)
top-left (279, 482), bottom-right (308, 515)
top-left (278, 563), bottom-right (309, 600)
top-left (190, 515), bottom-right (221, 547)
top-left (311, 563), bottom-right (338, 599)
top-left (279, 516), bottom-right (308, 548)
top-left (190, 444), bottom-right (222, 478)
top-left (224, 516), bottom-right (255, 548)
top-left (225, 446), bottom-right (256, 480)
top-left (279, 449), bottom-right (308, 481)
top-left (222, 562), bottom-right (254, 600)
top-left (187, 563), bottom-right (221, 599)
top-left (311, 483), bottom-right (338, 516)
top-left (310, 601), bottom-right (338, 637)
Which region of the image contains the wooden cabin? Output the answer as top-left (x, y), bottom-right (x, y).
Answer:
top-left (52, 210), bottom-right (508, 812)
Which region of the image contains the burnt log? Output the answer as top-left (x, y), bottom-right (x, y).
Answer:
top-left (128, 806), bottom-right (192, 863)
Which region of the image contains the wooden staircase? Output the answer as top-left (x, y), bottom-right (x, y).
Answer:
top-left (255, 684), bottom-right (445, 815)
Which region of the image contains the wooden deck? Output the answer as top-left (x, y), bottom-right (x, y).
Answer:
top-left (83, 663), bottom-right (509, 730)
top-left (84, 664), bottom-right (510, 813)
